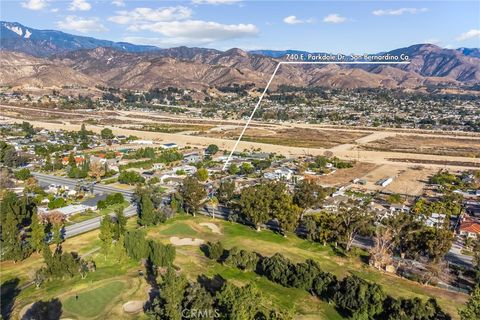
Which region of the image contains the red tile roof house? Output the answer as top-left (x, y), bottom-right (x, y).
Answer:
top-left (458, 215), bottom-right (480, 239)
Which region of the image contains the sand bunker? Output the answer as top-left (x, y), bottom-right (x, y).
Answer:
top-left (170, 237), bottom-right (205, 246)
top-left (123, 300), bottom-right (144, 314)
top-left (19, 303), bottom-right (34, 320)
top-left (199, 222), bottom-right (221, 234)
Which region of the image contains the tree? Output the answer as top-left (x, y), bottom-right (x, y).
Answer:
top-left (114, 207), bottom-right (127, 240)
top-left (217, 180), bottom-right (235, 205)
top-left (239, 162), bottom-right (254, 175)
top-left (334, 275), bottom-right (386, 319)
top-left (273, 194), bottom-right (302, 235)
top-left (29, 213), bottom-right (45, 253)
top-left (124, 229), bottom-right (149, 261)
top-left (239, 184), bottom-right (272, 230)
top-left (99, 216), bottom-right (114, 259)
top-left (51, 222), bottom-right (64, 245)
top-left (1, 210), bottom-right (23, 262)
top-left (228, 164), bottom-right (239, 175)
top-left (224, 247), bottom-right (259, 271)
top-left (460, 285), bottom-right (480, 320)
top-left (148, 240), bottom-right (175, 267)
top-left (101, 128), bottom-right (114, 140)
top-left (293, 180), bottom-right (328, 216)
top-left (21, 121), bottom-right (35, 138)
top-left (369, 225), bottom-right (394, 270)
top-left (118, 171), bottom-right (145, 185)
top-left (148, 268), bottom-right (187, 320)
top-left (421, 227), bottom-right (454, 263)
top-left (196, 167), bottom-right (209, 182)
top-left (180, 176), bottom-right (206, 216)
top-left (138, 191), bottom-right (156, 226)
top-left (14, 168), bottom-right (32, 181)
top-left (304, 212), bottom-right (337, 246)
top-left (182, 283), bottom-right (215, 319)
top-left (335, 200), bottom-right (374, 251)
top-left (208, 196), bottom-right (219, 219)
top-left (205, 241), bottom-right (224, 260)
top-left (206, 144), bottom-right (219, 155)
top-left (216, 282), bottom-right (262, 320)
top-left (88, 161), bottom-right (105, 182)
top-left (473, 239), bottom-right (480, 283)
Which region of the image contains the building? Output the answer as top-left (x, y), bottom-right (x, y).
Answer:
top-left (264, 168), bottom-right (294, 181)
top-left (458, 215), bottom-right (480, 239)
top-left (161, 143), bottom-right (178, 149)
top-left (131, 140), bottom-right (154, 145)
top-left (39, 204), bottom-right (90, 217)
top-left (377, 177), bottom-right (393, 187)
top-left (184, 152), bottom-right (201, 164)
top-left (425, 213), bottom-right (446, 228)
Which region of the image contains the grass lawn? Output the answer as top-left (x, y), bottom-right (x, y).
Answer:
top-left (62, 281), bottom-right (125, 318)
top-left (1, 214), bottom-right (468, 320)
top-left (146, 215), bottom-right (468, 319)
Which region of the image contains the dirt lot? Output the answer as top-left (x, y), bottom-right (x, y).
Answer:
top-left (351, 164), bottom-right (440, 196)
top-left (314, 162), bottom-right (377, 187)
top-left (202, 127), bottom-right (371, 149)
top-left (362, 134), bottom-right (480, 158)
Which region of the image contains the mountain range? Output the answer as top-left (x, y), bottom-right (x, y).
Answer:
top-left (1, 21), bottom-right (479, 92)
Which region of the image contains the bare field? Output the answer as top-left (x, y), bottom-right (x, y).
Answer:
top-left (313, 162), bottom-right (378, 187)
top-left (202, 127), bottom-right (371, 149)
top-left (362, 135), bottom-right (480, 158)
top-left (352, 164), bottom-right (439, 196)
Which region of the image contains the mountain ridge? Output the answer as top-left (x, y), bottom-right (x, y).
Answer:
top-left (1, 21), bottom-right (479, 91)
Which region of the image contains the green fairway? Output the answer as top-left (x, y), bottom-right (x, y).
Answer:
top-left (62, 281), bottom-right (125, 318)
top-left (147, 215), bottom-right (468, 319)
top-left (159, 221), bottom-right (198, 237)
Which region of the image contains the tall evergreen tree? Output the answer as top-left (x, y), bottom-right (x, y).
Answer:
top-left (1, 210), bottom-right (22, 261)
top-left (460, 285), bottom-right (480, 320)
top-left (29, 213), bottom-right (45, 253)
top-left (138, 192), bottom-right (156, 226)
top-left (114, 207), bottom-right (127, 240)
top-left (99, 216), bottom-right (114, 259)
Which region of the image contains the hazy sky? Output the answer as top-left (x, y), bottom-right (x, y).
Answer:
top-left (2, 0), bottom-right (479, 52)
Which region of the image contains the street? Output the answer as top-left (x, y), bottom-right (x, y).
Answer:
top-left (33, 172), bottom-right (474, 268)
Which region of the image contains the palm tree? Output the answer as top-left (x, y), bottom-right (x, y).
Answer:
top-left (208, 196), bottom-right (219, 219)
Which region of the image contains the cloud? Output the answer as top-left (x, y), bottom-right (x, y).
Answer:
top-left (372, 8), bottom-right (428, 16)
top-left (125, 20), bottom-right (259, 46)
top-left (323, 14), bottom-right (347, 24)
top-left (456, 29), bottom-right (480, 41)
top-left (192, 0), bottom-right (242, 4)
top-left (109, 6), bottom-right (192, 24)
top-left (21, 0), bottom-right (48, 10)
top-left (57, 16), bottom-right (107, 33)
top-left (283, 15), bottom-right (314, 25)
top-left (112, 0), bottom-right (125, 7)
top-left (68, 0), bottom-right (91, 12)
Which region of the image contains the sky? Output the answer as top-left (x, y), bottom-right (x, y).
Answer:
top-left (1, 0), bottom-right (479, 53)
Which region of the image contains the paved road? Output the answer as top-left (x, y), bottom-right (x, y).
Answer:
top-left (33, 172), bottom-right (136, 238)
top-left (33, 172), bottom-right (474, 268)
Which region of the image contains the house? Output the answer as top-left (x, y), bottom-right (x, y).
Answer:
top-left (81, 194), bottom-right (108, 210)
top-left (172, 165), bottom-right (197, 175)
top-left (458, 215), bottom-right (480, 239)
top-left (184, 152), bottom-right (201, 164)
top-left (62, 155), bottom-right (85, 166)
top-left (264, 168), bottom-right (294, 181)
top-left (39, 204), bottom-right (90, 217)
top-left (131, 140), bottom-right (154, 145)
top-left (425, 213), bottom-right (446, 228)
